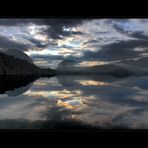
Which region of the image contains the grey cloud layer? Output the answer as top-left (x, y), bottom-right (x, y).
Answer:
top-left (82, 39), bottom-right (148, 61)
top-left (0, 19), bottom-right (148, 66)
top-left (0, 35), bottom-right (30, 50)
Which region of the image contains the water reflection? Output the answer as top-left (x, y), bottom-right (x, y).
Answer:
top-left (0, 75), bottom-right (148, 129)
top-left (0, 75), bottom-right (38, 96)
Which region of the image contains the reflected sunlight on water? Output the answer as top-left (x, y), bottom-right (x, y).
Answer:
top-left (78, 80), bottom-right (110, 86)
top-left (57, 99), bottom-right (82, 110)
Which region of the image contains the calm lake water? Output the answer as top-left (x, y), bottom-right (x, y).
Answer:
top-left (0, 75), bottom-right (148, 129)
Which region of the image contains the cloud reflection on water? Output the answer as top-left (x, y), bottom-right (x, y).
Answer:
top-left (0, 75), bottom-right (148, 128)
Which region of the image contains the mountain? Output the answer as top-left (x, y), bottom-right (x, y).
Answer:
top-left (57, 60), bottom-right (79, 73)
top-left (57, 60), bottom-right (134, 77)
top-left (90, 64), bottom-right (134, 77)
top-left (5, 49), bottom-right (33, 64)
top-left (0, 52), bottom-right (56, 75)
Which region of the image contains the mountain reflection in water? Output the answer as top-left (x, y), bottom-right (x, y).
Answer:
top-left (0, 75), bottom-right (148, 129)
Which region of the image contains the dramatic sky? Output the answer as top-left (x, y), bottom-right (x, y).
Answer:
top-left (0, 19), bottom-right (148, 69)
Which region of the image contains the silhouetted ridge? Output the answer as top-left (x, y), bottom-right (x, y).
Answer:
top-left (0, 52), bottom-right (56, 75)
top-left (5, 49), bottom-right (33, 64)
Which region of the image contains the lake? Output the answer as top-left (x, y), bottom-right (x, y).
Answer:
top-left (0, 75), bottom-right (148, 129)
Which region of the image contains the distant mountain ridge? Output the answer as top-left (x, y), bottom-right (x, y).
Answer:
top-left (57, 60), bottom-right (134, 77)
top-left (57, 56), bottom-right (148, 77)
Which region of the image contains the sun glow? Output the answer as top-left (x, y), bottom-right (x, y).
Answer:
top-left (79, 80), bottom-right (109, 86)
top-left (77, 61), bottom-right (109, 67)
top-left (25, 49), bottom-right (59, 56)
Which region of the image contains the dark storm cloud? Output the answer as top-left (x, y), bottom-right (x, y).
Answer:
top-left (41, 19), bottom-right (84, 39)
top-left (0, 19), bottom-right (37, 26)
top-left (42, 19), bottom-right (85, 28)
top-left (71, 31), bottom-right (84, 35)
top-left (0, 35), bottom-right (29, 51)
top-left (0, 19), bottom-right (84, 39)
top-left (42, 19), bottom-right (84, 39)
top-left (102, 39), bottom-right (148, 51)
top-left (23, 37), bottom-right (49, 48)
top-left (105, 19), bottom-right (126, 24)
top-left (43, 30), bottom-right (84, 40)
top-left (113, 23), bottom-right (148, 40)
top-left (129, 32), bottom-right (148, 40)
top-left (83, 40), bottom-right (99, 45)
top-left (82, 48), bottom-right (139, 61)
top-left (38, 19), bottom-right (84, 39)
top-left (82, 39), bottom-right (148, 61)
top-left (3, 19), bottom-right (148, 63)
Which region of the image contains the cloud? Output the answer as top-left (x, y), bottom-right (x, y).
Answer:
top-left (81, 38), bottom-right (148, 61)
top-left (57, 75), bottom-right (148, 128)
top-left (0, 19), bottom-right (84, 39)
top-left (113, 19), bottom-right (148, 40)
top-left (1, 74), bottom-right (148, 128)
top-left (0, 95), bottom-right (48, 121)
top-left (0, 19), bottom-right (85, 61)
top-left (0, 35), bottom-right (30, 51)
top-left (1, 19), bottom-right (148, 68)
top-left (40, 19), bottom-right (84, 39)
top-left (23, 37), bottom-right (49, 48)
